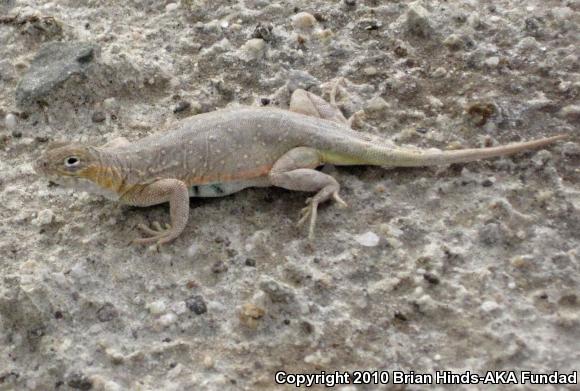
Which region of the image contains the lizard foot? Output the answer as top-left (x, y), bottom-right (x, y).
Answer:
top-left (297, 192), bottom-right (348, 239)
top-left (133, 222), bottom-right (179, 245)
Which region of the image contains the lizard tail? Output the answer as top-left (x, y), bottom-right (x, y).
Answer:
top-left (372, 134), bottom-right (568, 167)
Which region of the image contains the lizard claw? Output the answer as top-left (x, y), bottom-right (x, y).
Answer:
top-left (296, 191), bottom-right (348, 239)
top-left (134, 222), bottom-right (178, 245)
top-left (297, 199), bottom-right (318, 239)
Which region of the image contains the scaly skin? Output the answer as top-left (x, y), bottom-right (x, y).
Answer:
top-left (35, 88), bottom-right (568, 245)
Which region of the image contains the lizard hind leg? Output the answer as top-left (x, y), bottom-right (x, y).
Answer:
top-left (269, 147), bottom-right (348, 239)
top-left (289, 88), bottom-right (349, 125)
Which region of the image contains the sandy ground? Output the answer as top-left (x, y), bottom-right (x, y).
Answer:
top-left (1, 0), bottom-right (579, 390)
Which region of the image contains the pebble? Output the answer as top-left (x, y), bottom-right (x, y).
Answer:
top-left (354, 231), bottom-right (380, 247)
top-left (67, 373), bottom-right (93, 390)
top-left (91, 111), bottom-right (106, 123)
top-left (252, 23), bottom-right (274, 42)
top-left (5, 113), bottom-right (17, 129)
top-left (287, 70), bottom-right (319, 92)
top-left (239, 303), bottom-right (265, 329)
top-left (406, 3), bottom-right (432, 37)
top-left (259, 277), bottom-right (296, 303)
top-left (560, 105), bottom-right (580, 122)
top-left (158, 312), bottom-right (178, 327)
top-left (148, 300), bottom-right (166, 315)
top-left (432, 67), bottom-right (447, 78)
top-left (165, 3), bottom-right (179, 12)
top-left (185, 295), bottom-right (207, 315)
top-left (291, 12), bottom-right (317, 30)
top-left (364, 96), bottom-right (389, 115)
top-left (240, 38), bottom-right (266, 60)
top-left (32, 209), bottom-right (55, 226)
top-left (443, 34), bottom-right (463, 50)
top-left (480, 300), bottom-right (500, 313)
top-left (97, 303), bottom-right (118, 322)
top-left (211, 260), bottom-right (228, 274)
top-left (517, 36), bottom-right (539, 50)
top-left (484, 56), bottom-right (500, 68)
top-left (103, 97), bottom-right (119, 113)
top-left (482, 177), bottom-right (496, 187)
top-left (363, 66), bottom-right (378, 76)
top-left (173, 100), bottom-right (191, 113)
top-left (186, 243), bottom-right (198, 257)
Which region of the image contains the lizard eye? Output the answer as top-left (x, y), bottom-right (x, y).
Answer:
top-left (64, 156), bottom-right (80, 168)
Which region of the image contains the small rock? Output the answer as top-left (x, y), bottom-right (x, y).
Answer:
top-left (479, 222), bottom-right (509, 246)
top-left (423, 273), bottom-right (440, 285)
top-left (186, 295), bottom-right (207, 315)
top-left (32, 209), bottom-right (54, 226)
top-left (148, 300), bottom-right (166, 315)
top-left (559, 105), bottom-right (580, 122)
top-left (97, 303), bottom-right (118, 322)
top-left (186, 243), bottom-right (198, 257)
top-left (103, 97), bottom-right (119, 113)
top-left (480, 300), bottom-right (500, 313)
top-left (165, 3), bottom-right (179, 12)
top-left (363, 66), bottom-right (378, 76)
top-left (158, 312), bottom-right (177, 327)
top-left (304, 351), bottom-right (331, 366)
top-left (344, 0), bottom-right (356, 6)
top-left (173, 101), bottom-right (191, 113)
top-left (91, 111), bottom-right (106, 123)
top-left (291, 12), bottom-right (317, 30)
top-left (239, 303), bottom-right (265, 329)
top-left (432, 67), bottom-right (447, 78)
top-left (511, 255), bottom-right (532, 268)
top-left (364, 96), bottom-right (390, 116)
top-left (443, 34), bottom-right (463, 50)
top-left (240, 38), bottom-right (266, 60)
top-left (406, 2), bottom-right (433, 38)
top-left (562, 142), bottom-right (580, 157)
top-left (394, 45), bottom-right (408, 57)
top-left (354, 231), bottom-right (380, 247)
top-left (287, 70), bottom-right (319, 92)
top-left (481, 177), bottom-right (495, 187)
top-left (467, 102), bottom-right (495, 126)
top-left (211, 260), bottom-right (228, 274)
top-left (252, 23), bottom-right (274, 42)
top-left (67, 373), bottom-right (93, 390)
top-left (11, 129), bottom-right (22, 138)
top-left (517, 36), bottom-right (539, 51)
top-left (484, 56), bottom-right (500, 68)
top-left (245, 258), bottom-right (256, 267)
top-left (259, 277), bottom-right (295, 303)
top-left (5, 113), bottom-right (17, 129)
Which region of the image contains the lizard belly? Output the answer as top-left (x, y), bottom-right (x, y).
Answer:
top-left (189, 178), bottom-right (270, 198)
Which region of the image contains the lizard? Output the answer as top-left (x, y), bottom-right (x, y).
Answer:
top-left (34, 87), bottom-right (568, 245)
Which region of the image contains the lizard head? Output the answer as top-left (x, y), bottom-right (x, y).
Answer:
top-left (35, 143), bottom-right (124, 200)
top-left (34, 143), bottom-right (101, 181)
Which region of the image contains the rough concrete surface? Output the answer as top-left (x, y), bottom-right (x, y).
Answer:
top-left (1, 0), bottom-right (579, 390)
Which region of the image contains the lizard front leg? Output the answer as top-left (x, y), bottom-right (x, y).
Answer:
top-left (269, 147), bottom-right (347, 239)
top-left (121, 178), bottom-right (190, 245)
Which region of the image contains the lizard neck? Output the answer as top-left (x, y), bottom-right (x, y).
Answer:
top-left (83, 148), bottom-right (131, 196)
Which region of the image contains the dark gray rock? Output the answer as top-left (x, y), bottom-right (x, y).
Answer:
top-left (287, 70), bottom-right (319, 93)
top-left (15, 41), bottom-right (99, 108)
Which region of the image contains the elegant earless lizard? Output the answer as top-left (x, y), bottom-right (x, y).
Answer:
top-left (35, 88), bottom-right (567, 245)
